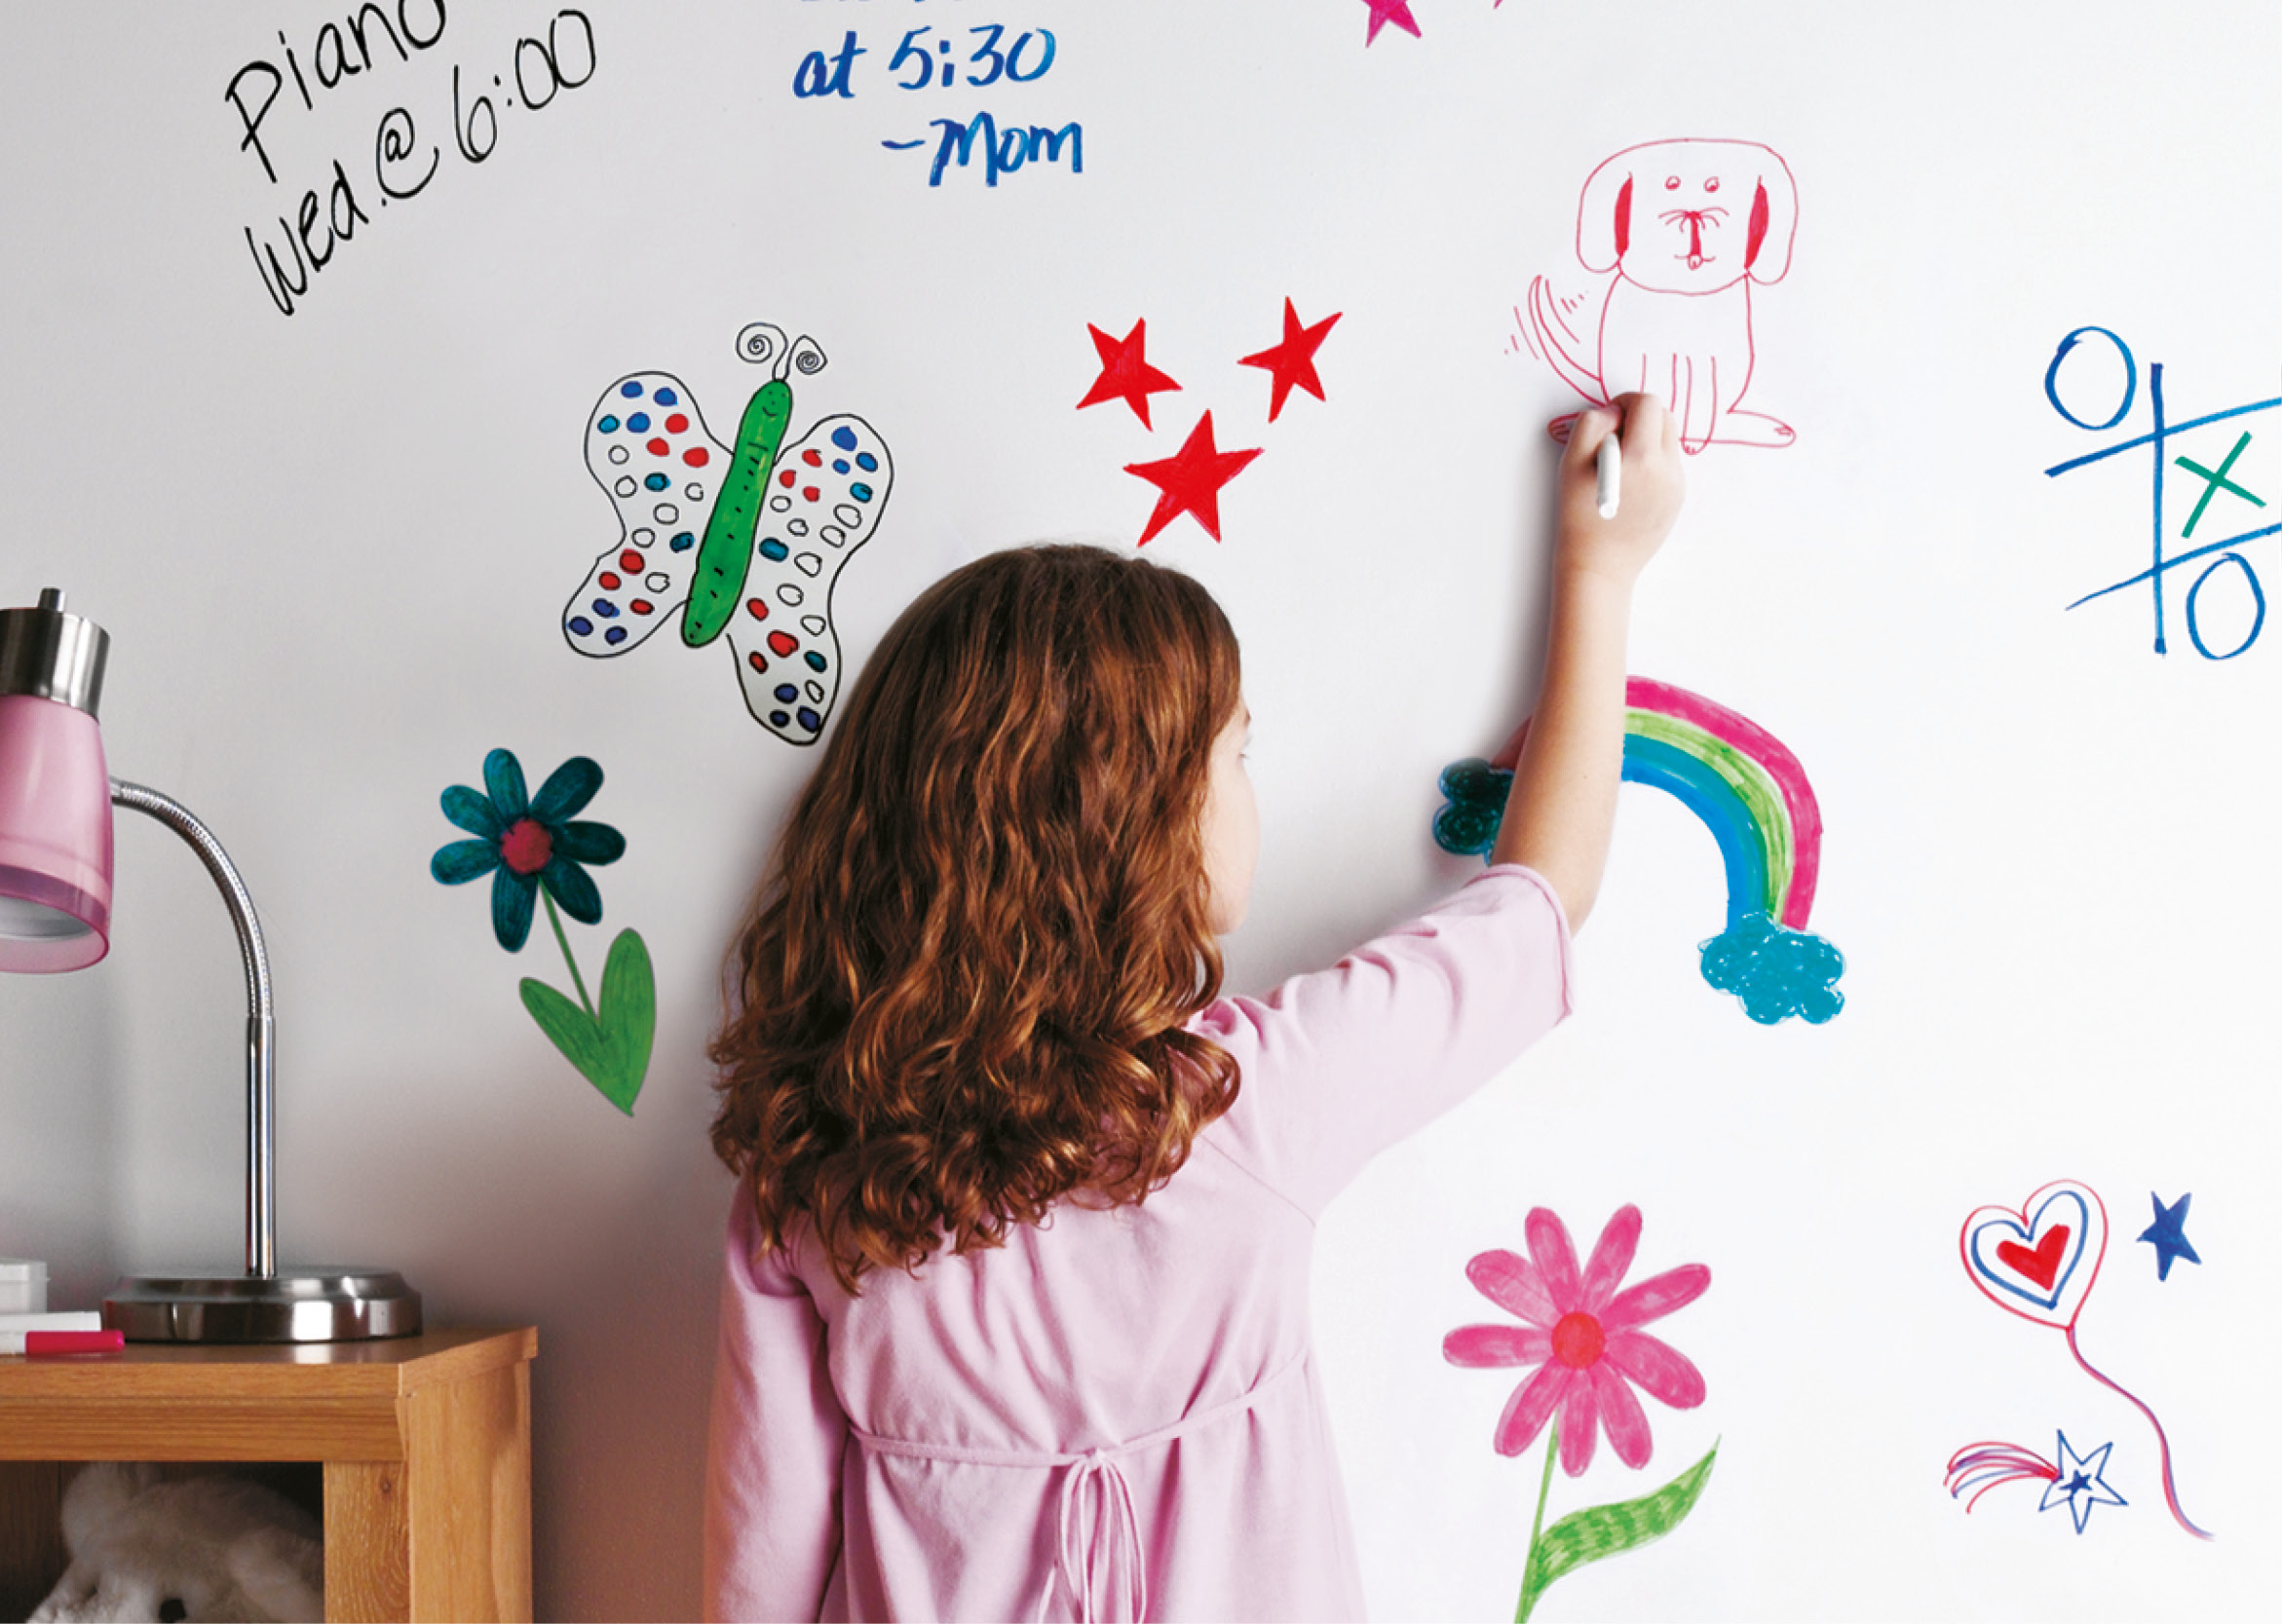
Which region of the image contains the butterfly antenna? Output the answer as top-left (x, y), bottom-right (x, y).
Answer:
top-left (735, 321), bottom-right (789, 369)
top-left (786, 335), bottom-right (828, 381)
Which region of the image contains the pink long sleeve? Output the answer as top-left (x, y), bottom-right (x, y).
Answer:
top-left (704, 1190), bottom-right (847, 1623)
top-left (1195, 864), bottom-right (1573, 1215)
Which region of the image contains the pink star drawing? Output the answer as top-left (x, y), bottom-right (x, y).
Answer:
top-left (1077, 318), bottom-right (1182, 429)
top-left (1443, 1205), bottom-right (1709, 1476)
top-left (1361, 0), bottom-right (1423, 44)
top-left (1239, 299), bottom-right (1342, 422)
top-left (1123, 411), bottom-right (1263, 546)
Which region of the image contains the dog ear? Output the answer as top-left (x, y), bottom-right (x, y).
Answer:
top-left (1575, 150), bottom-right (1635, 273)
top-left (1742, 148), bottom-right (1799, 283)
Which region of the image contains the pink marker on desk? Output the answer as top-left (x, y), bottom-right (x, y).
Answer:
top-left (1, 1329), bottom-right (125, 1355)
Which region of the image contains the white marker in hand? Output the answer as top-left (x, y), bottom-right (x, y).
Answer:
top-left (1596, 430), bottom-right (1622, 519)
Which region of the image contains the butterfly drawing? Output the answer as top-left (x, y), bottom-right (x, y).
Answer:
top-left (561, 321), bottom-right (894, 743)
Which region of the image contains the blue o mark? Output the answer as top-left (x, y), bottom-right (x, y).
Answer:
top-left (2045, 326), bottom-right (2137, 432)
top-left (568, 617), bottom-right (593, 636)
top-left (796, 707), bottom-right (821, 731)
top-left (2187, 551), bottom-right (2265, 660)
top-left (654, 387), bottom-right (678, 406)
top-left (856, 452), bottom-right (879, 472)
top-left (669, 531), bottom-right (695, 551)
top-left (628, 412), bottom-right (652, 433)
top-left (774, 683), bottom-right (798, 702)
top-left (850, 482), bottom-right (873, 502)
top-left (832, 459), bottom-right (851, 474)
top-left (645, 473), bottom-right (669, 491)
top-left (620, 381), bottom-right (643, 398)
top-left (596, 415), bottom-right (621, 434)
top-left (831, 426), bottom-right (858, 451)
top-left (592, 598), bottom-right (619, 619)
top-left (605, 625), bottom-right (628, 646)
top-left (804, 651), bottom-right (828, 672)
top-left (759, 539), bottom-right (789, 561)
top-left (769, 709), bottom-right (791, 728)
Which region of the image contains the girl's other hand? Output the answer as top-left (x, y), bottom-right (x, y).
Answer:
top-left (1554, 393), bottom-right (1684, 590)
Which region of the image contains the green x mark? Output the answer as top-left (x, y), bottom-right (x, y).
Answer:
top-left (2174, 432), bottom-right (2266, 539)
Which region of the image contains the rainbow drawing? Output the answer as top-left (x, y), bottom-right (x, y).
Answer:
top-left (1434, 676), bottom-right (1845, 1024)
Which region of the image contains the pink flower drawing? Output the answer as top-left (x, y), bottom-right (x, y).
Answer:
top-left (1444, 1205), bottom-right (1709, 1476)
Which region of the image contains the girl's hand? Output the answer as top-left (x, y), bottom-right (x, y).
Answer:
top-left (1554, 394), bottom-right (1684, 590)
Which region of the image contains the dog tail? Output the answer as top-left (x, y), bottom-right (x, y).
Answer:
top-left (1525, 276), bottom-right (1606, 405)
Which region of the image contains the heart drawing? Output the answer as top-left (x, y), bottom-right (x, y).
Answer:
top-left (1960, 1180), bottom-right (2107, 1329)
top-left (1950, 1176), bottom-right (2212, 1540)
top-left (1997, 1227), bottom-right (2071, 1290)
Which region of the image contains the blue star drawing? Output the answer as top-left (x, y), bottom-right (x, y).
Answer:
top-left (2039, 1432), bottom-right (2127, 1533)
top-left (2138, 1191), bottom-right (2201, 1281)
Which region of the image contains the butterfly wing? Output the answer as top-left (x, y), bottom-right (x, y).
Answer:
top-left (563, 374), bottom-right (730, 657)
top-left (723, 415), bottom-right (894, 744)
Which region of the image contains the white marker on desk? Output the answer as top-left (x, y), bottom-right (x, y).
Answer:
top-left (1596, 431), bottom-right (1622, 519)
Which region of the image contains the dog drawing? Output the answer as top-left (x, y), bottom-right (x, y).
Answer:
top-left (1524, 138), bottom-right (1799, 453)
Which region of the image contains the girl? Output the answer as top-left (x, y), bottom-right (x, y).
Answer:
top-left (706, 396), bottom-right (1685, 1621)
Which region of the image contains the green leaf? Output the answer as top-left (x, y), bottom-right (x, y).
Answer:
top-left (520, 976), bottom-right (605, 1081)
top-left (591, 928), bottom-right (657, 1115)
top-left (1517, 1444), bottom-right (1718, 1624)
top-left (521, 931), bottom-right (654, 1115)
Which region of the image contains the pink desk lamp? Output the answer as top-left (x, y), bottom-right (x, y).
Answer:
top-left (0, 588), bottom-right (419, 1341)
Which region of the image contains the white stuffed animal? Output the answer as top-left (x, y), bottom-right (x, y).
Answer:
top-left (29, 1463), bottom-right (324, 1623)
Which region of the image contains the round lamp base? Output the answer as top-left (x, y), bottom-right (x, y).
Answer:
top-left (104, 1269), bottom-right (423, 1343)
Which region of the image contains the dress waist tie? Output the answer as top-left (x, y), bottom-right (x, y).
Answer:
top-left (1049, 1451), bottom-right (1145, 1624)
top-left (851, 1348), bottom-right (1311, 1624)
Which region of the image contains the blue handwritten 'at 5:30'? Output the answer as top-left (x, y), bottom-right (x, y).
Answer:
top-left (792, 25), bottom-right (1056, 98)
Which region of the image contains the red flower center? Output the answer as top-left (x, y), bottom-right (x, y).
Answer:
top-left (1551, 1310), bottom-right (1606, 1370)
top-left (499, 817), bottom-right (553, 876)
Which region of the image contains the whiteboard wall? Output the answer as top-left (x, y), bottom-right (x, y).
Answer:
top-left (3, 2), bottom-right (2277, 1617)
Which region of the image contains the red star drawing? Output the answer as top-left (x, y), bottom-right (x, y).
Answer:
top-left (1076, 318), bottom-right (1182, 429)
top-left (1361, 0), bottom-right (1423, 44)
top-left (1124, 412), bottom-right (1263, 546)
top-left (1239, 299), bottom-right (1343, 422)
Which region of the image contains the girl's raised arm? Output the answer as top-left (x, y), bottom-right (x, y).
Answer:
top-left (1492, 393), bottom-right (1684, 927)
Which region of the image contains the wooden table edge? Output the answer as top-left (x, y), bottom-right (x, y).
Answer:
top-left (0, 1327), bottom-right (538, 1407)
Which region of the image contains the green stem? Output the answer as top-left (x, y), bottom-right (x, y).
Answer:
top-left (542, 888), bottom-right (595, 1019)
top-left (1517, 1417), bottom-right (1560, 1624)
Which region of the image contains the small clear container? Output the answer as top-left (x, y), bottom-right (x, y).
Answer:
top-left (0, 1258), bottom-right (48, 1315)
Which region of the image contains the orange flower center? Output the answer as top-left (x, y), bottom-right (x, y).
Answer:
top-left (1551, 1310), bottom-right (1606, 1370)
top-left (500, 817), bottom-right (553, 876)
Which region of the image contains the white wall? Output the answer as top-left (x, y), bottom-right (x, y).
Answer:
top-left (3, 3), bottom-right (2277, 1617)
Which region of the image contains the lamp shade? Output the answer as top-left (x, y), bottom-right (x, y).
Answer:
top-left (0, 591), bottom-right (114, 971)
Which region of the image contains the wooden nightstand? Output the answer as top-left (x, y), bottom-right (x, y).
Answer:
top-left (0, 1327), bottom-right (536, 1623)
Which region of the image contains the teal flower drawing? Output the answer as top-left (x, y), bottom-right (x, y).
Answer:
top-left (431, 750), bottom-right (626, 951)
top-left (432, 748), bottom-right (654, 1114)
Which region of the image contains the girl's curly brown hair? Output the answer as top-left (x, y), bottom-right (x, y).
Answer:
top-left (708, 544), bottom-right (1244, 1291)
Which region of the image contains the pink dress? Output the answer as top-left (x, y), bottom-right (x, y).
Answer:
top-left (704, 867), bottom-right (1572, 1622)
